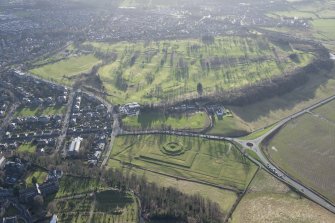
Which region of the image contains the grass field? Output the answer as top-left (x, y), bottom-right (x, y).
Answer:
top-left (312, 19), bottom-right (335, 40)
top-left (25, 170), bottom-right (47, 187)
top-left (122, 111), bottom-right (210, 130)
top-left (312, 99), bottom-right (335, 122)
top-left (15, 105), bottom-right (65, 117)
top-left (232, 169), bottom-right (335, 223)
top-left (112, 166), bottom-right (238, 214)
top-left (89, 35), bottom-right (314, 104)
top-left (17, 143), bottom-right (36, 154)
top-left (109, 135), bottom-right (257, 190)
top-left (229, 67), bottom-right (335, 130)
top-left (56, 176), bottom-right (106, 198)
top-left (30, 54), bottom-right (101, 86)
top-left (265, 113), bottom-right (335, 203)
top-left (208, 115), bottom-right (250, 137)
top-left (53, 190), bottom-right (138, 223)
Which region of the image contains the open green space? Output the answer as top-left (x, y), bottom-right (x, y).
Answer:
top-left (312, 19), bottom-right (335, 40)
top-left (109, 135), bottom-right (257, 190)
top-left (265, 113), bottom-right (335, 203)
top-left (51, 190), bottom-right (138, 223)
top-left (208, 115), bottom-right (250, 137)
top-left (56, 176), bottom-right (106, 198)
top-left (90, 35), bottom-right (314, 104)
top-left (15, 105), bottom-right (65, 117)
top-left (30, 54), bottom-right (101, 86)
top-left (232, 169), bottom-right (335, 223)
top-left (122, 111), bottom-right (210, 131)
top-left (25, 170), bottom-right (47, 187)
top-left (17, 143), bottom-right (36, 154)
top-left (312, 99), bottom-right (335, 122)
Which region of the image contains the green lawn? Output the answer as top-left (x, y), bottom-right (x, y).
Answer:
top-left (17, 143), bottom-right (36, 154)
top-left (122, 111), bottom-right (210, 130)
top-left (90, 35), bottom-right (314, 104)
top-left (25, 170), bottom-right (47, 187)
top-left (30, 54), bottom-right (101, 85)
top-left (265, 113), bottom-right (335, 203)
top-left (15, 105), bottom-right (65, 117)
top-left (109, 135), bottom-right (257, 190)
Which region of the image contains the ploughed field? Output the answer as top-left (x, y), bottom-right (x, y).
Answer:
top-left (109, 135), bottom-right (257, 190)
top-left (265, 99), bottom-right (335, 203)
top-left (91, 35), bottom-right (315, 104)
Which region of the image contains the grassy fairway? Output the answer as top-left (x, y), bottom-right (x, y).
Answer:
top-left (17, 143), bottom-right (36, 154)
top-left (122, 111), bottom-right (210, 130)
top-left (91, 35), bottom-right (314, 104)
top-left (208, 115), bottom-right (250, 137)
top-left (109, 135), bottom-right (257, 190)
top-left (231, 169), bottom-right (335, 223)
top-left (15, 105), bottom-right (65, 117)
top-left (266, 113), bottom-right (335, 203)
top-left (30, 54), bottom-right (101, 85)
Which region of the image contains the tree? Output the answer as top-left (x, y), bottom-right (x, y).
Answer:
top-left (197, 83), bottom-right (203, 96)
top-left (32, 176), bottom-right (37, 185)
top-left (33, 195), bottom-right (44, 209)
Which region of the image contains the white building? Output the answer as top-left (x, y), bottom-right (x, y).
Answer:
top-left (68, 137), bottom-right (83, 156)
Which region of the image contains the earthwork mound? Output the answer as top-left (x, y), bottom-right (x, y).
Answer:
top-left (160, 142), bottom-right (186, 156)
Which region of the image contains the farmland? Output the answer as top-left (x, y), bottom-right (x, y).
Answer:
top-left (91, 35), bottom-right (315, 104)
top-left (231, 169), bottom-right (335, 223)
top-left (109, 135), bottom-right (257, 190)
top-left (265, 111), bottom-right (335, 203)
top-left (122, 111), bottom-right (210, 131)
top-left (29, 54), bottom-right (101, 86)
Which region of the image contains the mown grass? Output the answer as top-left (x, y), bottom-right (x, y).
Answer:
top-left (25, 170), bottom-right (47, 187)
top-left (30, 54), bottom-right (101, 86)
top-left (15, 105), bottom-right (65, 117)
top-left (88, 35), bottom-right (313, 104)
top-left (266, 113), bottom-right (335, 203)
top-left (109, 135), bottom-right (257, 190)
top-left (17, 143), bottom-right (36, 154)
top-left (122, 111), bottom-right (210, 130)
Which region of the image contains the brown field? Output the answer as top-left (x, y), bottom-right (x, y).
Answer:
top-left (231, 170), bottom-right (335, 223)
top-left (265, 113), bottom-right (335, 203)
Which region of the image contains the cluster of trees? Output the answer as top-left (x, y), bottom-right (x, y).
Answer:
top-left (102, 168), bottom-right (224, 223)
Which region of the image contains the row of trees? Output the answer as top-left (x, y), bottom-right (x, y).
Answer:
top-left (102, 168), bottom-right (224, 223)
